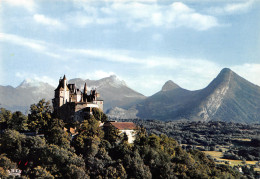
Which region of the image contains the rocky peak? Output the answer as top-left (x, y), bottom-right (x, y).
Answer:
top-left (161, 80), bottom-right (180, 91)
top-left (216, 68), bottom-right (233, 81)
top-left (18, 79), bottom-right (44, 88)
top-left (102, 75), bottom-right (127, 88)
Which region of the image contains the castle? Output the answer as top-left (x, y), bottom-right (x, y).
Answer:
top-left (52, 75), bottom-right (103, 121)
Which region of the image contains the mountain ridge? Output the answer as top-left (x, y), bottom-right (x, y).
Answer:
top-left (1, 68), bottom-right (260, 123)
top-left (0, 75), bottom-right (146, 113)
top-left (108, 68), bottom-right (260, 123)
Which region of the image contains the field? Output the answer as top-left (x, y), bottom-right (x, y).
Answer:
top-left (203, 151), bottom-right (258, 167)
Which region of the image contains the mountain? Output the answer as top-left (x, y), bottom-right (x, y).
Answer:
top-left (1, 76), bottom-right (146, 113)
top-left (161, 80), bottom-right (180, 91)
top-left (194, 68), bottom-right (260, 123)
top-left (108, 68), bottom-right (260, 123)
top-left (0, 79), bottom-right (55, 113)
top-left (69, 75), bottom-right (146, 112)
top-left (3, 69), bottom-right (260, 123)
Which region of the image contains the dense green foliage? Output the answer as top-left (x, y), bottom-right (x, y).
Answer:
top-left (0, 99), bottom-right (245, 178)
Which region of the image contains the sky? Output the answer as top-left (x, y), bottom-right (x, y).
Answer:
top-left (0, 0), bottom-right (259, 96)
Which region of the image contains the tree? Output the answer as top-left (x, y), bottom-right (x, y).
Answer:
top-left (0, 154), bottom-right (16, 178)
top-left (122, 150), bottom-right (152, 179)
top-left (80, 115), bottom-right (104, 138)
top-left (28, 99), bottom-right (52, 132)
top-left (72, 115), bottom-right (104, 156)
top-left (0, 108), bottom-right (12, 130)
top-left (134, 127), bottom-right (148, 146)
top-left (10, 111), bottom-right (28, 131)
top-left (92, 108), bottom-right (107, 122)
top-left (30, 166), bottom-right (54, 179)
top-left (22, 136), bottom-right (47, 170)
top-left (0, 129), bottom-right (26, 162)
top-left (148, 134), bottom-right (160, 149)
top-left (103, 124), bottom-right (120, 144)
top-left (44, 118), bottom-right (70, 148)
top-left (0, 109), bottom-right (28, 131)
top-left (159, 134), bottom-right (178, 157)
top-left (39, 144), bottom-right (86, 178)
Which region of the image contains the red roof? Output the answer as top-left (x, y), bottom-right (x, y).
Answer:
top-left (109, 122), bottom-right (137, 130)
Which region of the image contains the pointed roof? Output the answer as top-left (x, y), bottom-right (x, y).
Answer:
top-left (83, 82), bottom-right (87, 93)
top-left (55, 75), bottom-right (69, 91)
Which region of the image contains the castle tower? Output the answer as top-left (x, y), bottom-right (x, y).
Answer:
top-left (53, 75), bottom-right (70, 108)
top-left (63, 75), bottom-right (70, 104)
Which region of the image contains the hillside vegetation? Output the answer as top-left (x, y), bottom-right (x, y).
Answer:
top-left (0, 99), bottom-right (243, 178)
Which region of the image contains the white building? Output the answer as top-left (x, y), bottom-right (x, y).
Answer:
top-left (104, 122), bottom-right (137, 143)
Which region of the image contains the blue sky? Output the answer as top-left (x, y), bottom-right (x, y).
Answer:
top-left (0, 0), bottom-right (259, 96)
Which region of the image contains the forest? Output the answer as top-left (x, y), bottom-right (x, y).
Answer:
top-left (0, 99), bottom-right (255, 178)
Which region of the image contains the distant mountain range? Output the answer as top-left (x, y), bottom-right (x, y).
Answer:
top-left (108, 68), bottom-right (260, 123)
top-left (0, 79), bottom-right (54, 113)
top-left (1, 68), bottom-right (260, 123)
top-left (0, 75), bottom-right (145, 113)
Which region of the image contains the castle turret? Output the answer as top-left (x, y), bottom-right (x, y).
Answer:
top-left (63, 75), bottom-right (67, 86)
top-left (83, 82), bottom-right (87, 94)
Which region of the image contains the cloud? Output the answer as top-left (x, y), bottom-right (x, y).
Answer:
top-left (0, 33), bottom-right (46, 51)
top-left (70, 1), bottom-right (219, 31)
top-left (3, 33), bottom-right (259, 95)
top-left (33, 14), bottom-right (66, 29)
top-left (164, 2), bottom-right (218, 30)
top-left (0, 33), bottom-right (220, 75)
top-left (67, 13), bottom-right (117, 27)
top-left (65, 47), bottom-right (223, 95)
top-left (66, 48), bottom-right (143, 64)
top-left (65, 48), bottom-right (219, 73)
top-left (1, 0), bottom-right (36, 12)
top-left (0, 33), bottom-right (62, 59)
top-left (209, 0), bottom-right (255, 15)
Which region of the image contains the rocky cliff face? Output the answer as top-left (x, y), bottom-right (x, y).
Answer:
top-left (196, 68), bottom-right (233, 121)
